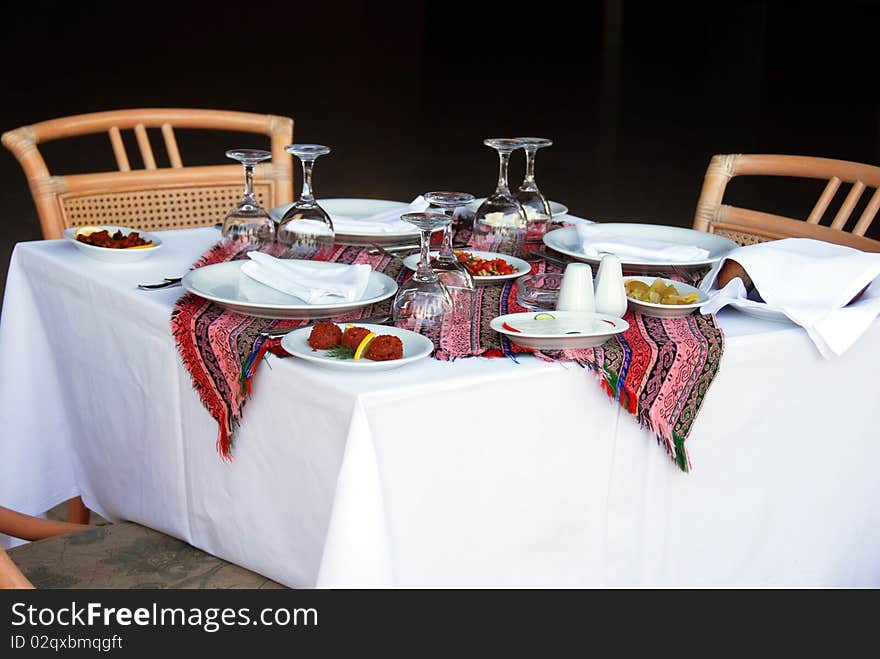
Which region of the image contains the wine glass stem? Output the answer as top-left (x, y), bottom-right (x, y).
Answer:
top-left (521, 147), bottom-right (537, 190)
top-left (496, 150), bottom-right (512, 196)
top-left (414, 228), bottom-right (438, 282)
top-left (438, 209), bottom-right (455, 259)
top-left (300, 159), bottom-right (316, 203)
top-left (243, 163), bottom-right (256, 200)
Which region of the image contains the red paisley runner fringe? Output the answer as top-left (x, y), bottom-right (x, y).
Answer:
top-left (171, 238), bottom-right (724, 471)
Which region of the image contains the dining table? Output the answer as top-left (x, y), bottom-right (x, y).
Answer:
top-left (1, 223), bottom-right (879, 588)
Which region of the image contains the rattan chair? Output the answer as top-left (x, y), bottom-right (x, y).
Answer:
top-left (693, 153), bottom-right (880, 252)
top-left (1, 108), bottom-right (294, 239)
top-left (0, 505), bottom-right (283, 589)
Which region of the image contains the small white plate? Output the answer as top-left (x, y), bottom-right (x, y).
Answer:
top-left (401, 250), bottom-right (531, 285)
top-left (624, 276), bottom-right (708, 318)
top-left (465, 198), bottom-right (569, 217)
top-left (182, 260), bottom-right (398, 319)
top-left (281, 323), bottom-right (434, 371)
top-left (491, 311), bottom-right (628, 350)
top-left (63, 225), bottom-right (162, 263)
top-left (269, 198), bottom-right (436, 246)
top-left (543, 224), bottom-right (737, 272)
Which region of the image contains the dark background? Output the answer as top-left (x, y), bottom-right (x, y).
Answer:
top-left (2, 0), bottom-right (879, 287)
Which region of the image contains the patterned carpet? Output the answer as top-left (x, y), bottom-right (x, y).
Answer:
top-left (9, 505), bottom-right (285, 589)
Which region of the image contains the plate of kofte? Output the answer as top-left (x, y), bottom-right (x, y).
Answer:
top-left (280, 321), bottom-right (434, 371)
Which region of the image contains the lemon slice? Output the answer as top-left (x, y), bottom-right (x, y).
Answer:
top-left (353, 332), bottom-right (376, 360)
top-left (126, 242), bottom-right (154, 249)
top-left (534, 312), bottom-right (556, 320)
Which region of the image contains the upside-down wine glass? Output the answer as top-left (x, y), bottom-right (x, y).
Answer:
top-left (424, 191), bottom-right (476, 290)
top-left (276, 144), bottom-right (334, 259)
top-left (424, 191), bottom-right (476, 324)
top-left (221, 149), bottom-right (276, 243)
top-left (514, 137), bottom-right (554, 244)
top-left (391, 212), bottom-right (454, 341)
top-left (472, 138), bottom-right (528, 256)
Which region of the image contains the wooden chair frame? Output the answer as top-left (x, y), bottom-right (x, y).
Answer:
top-left (2, 108), bottom-right (294, 239)
top-left (693, 153), bottom-right (880, 252)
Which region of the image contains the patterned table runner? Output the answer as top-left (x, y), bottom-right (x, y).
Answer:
top-left (171, 238), bottom-right (724, 472)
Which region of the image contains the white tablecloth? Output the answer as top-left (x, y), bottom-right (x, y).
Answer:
top-left (2, 227), bottom-right (879, 587)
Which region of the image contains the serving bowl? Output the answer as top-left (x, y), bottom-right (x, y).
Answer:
top-left (63, 225), bottom-right (162, 263)
top-left (624, 276), bottom-right (708, 318)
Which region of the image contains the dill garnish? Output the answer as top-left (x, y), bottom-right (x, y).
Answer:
top-left (325, 345), bottom-right (355, 360)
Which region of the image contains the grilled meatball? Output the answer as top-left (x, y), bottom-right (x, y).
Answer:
top-left (364, 334), bottom-right (403, 361)
top-left (307, 322), bottom-right (343, 350)
top-left (341, 326), bottom-right (373, 352)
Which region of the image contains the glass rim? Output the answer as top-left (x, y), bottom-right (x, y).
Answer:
top-left (483, 138), bottom-right (525, 152)
top-left (284, 143), bottom-right (331, 158)
top-left (400, 211), bottom-right (451, 229)
top-left (424, 191), bottom-right (476, 207)
top-left (225, 148), bottom-right (272, 162)
top-left (515, 137), bottom-right (553, 148)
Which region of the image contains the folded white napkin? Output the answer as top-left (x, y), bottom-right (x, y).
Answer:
top-left (330, 196), bottom-right (429, 234)
top-left (575, 224), bottom-right (710, 261)
top-left (699, 238), bottom-right (880, 358)
top-left (240, 251), bottom-right (371, 304)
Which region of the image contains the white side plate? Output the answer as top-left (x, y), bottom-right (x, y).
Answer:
top-left (490, 311), bottom-right (628, 350)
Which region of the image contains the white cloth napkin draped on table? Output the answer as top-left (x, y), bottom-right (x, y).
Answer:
top-left (699, 238), bottom-right (880, 358)
top-left (330, 196), bottom-right (429, 234)
top-left (240, 251), bottom-right (372, 304)
top-left (575, 223), bottom-right (710, 261)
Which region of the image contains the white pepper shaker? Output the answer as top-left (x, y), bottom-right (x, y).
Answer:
top-left (594, 254), bottom-right (627, 317)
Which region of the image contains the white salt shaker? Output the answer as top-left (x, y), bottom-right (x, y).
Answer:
top-left (594, 254), bottom-right (627, 317)
top-left (556, 263), bottom-right (595, 312)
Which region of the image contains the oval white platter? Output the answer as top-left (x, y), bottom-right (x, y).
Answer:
top-left (181, 260), bottom-right (397, 319)
top-left (401, 249), bottom-right (531, 285)
top-left (490, 311), bottom-right (629, 350)
top-left (543, 223), bottom-right (737, 272)
top-left (281, 323), bottom-right (434, 371)
top-left (624, 276), bottom-right (709, 318)
top-left (63, 225), bottom-right (163, 263)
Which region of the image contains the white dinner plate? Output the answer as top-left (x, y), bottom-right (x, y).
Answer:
top-left (401, 249), bottom-right (531, 285)
top-left (281, 323), bottom-right (434, 371)
top-left (63, 225), bottom-right (162, 263)
top-left (269, 198), bottom-right (436, 246)
top-left (624, 276), bottom-right (709, 318)
top-left (543, 223), bottom-right (737, 272)
top-left (490, 310), bottom-right (628, 350)
top-left (181, 260), bottom-right (397, 319)
top-left (465, 198), bottom-right (569, 218)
